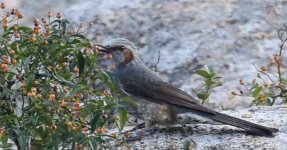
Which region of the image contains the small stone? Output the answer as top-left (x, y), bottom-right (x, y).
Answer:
top-left (241, 113), bottom-right (252, 118)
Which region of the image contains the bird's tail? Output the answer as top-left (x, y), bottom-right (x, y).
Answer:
top-left (208, 112), bottom-right (278, 137)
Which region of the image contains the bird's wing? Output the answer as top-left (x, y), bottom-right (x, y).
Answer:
top-left (121, 80), bottom-right (216, 114)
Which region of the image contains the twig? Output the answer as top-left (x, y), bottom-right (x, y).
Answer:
top-left (154, 49), bottom-right (161, 72)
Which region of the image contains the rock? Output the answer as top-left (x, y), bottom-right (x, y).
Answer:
top-left (113, 106), bottom-right (286, 150)
top-left (8, 0), bottom-right (287, 110)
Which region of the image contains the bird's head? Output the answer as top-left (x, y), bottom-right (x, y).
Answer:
top-left (97, 38), bottom-right (141, 67)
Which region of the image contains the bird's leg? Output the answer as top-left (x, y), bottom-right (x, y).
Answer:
top-left (128, 122), bottom-right (145, 132)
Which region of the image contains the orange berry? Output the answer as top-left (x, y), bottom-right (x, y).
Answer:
top-left (14, 32), bottom-right (20, 38)
top-left (27, 92), bottom-right (36, 97)
top-left (30, 37), bottom-right (36, 43)
top-left (0, 64), bottom-right (8, 69)
top-left (36, 94), bottom-right (42, 99)
top-left (2, 55), bottom-right (8, 59)
top-left (96, 128), bottom-right (103, 134)
top-left (102, 127), bottom-right (109, 133)
top-left (103, 90), bottom-right (111, 97)
top-left (239, 79), bottom-right (244, 85)
top-left (33, 18), bottom-right (40, 24)
top-left (3, 22), bottom-right (9, 29)
top-left (45, 25), bottom-right (50, 30)
top-left (35, 24), bottom-right (42, 30)
top-left (56, 12), bottom-right (62, 18)
top-left (2, 59), bottom-right (9, 64)
top-left (2, 67), bottom-right (9, 73)
top-left (274, 54), bottom-right (281, 62)
top-left (16, 13), bottom-right (23, 19)
top-left (88, 22), bottom-right (93, 27)
top-left (74, 111), bottom-right (81, 117)
top-left (13, 24), bottom-right (19, 30)
top-left (66, 122), bottom-right (73, 128)
top-left (34, 28), bottom-right (41, 34)
top-left (269, 58), bottom-right (275, 65)
top-left (75, 93), bottom-right (81, 98)
top-left (0, 3), bottom-right (5, 9)
top-left (105, 54), bottom-right (112, 60)
top-left (261, 66), bottom-right (267, 72)
top-left (83, 48), bottom-right (89, 54)
top-left (51, 125), bottom-right (57, 131)
top-left (21, 82), bottom-right (26, 87)
top-left (61, 100), bottom-right (68, 107)
top-left (75, 144), bottom-right (83, 150)
top-left (73, 101), bottom-right (80, 107)
top-left (41, 18), bottom-right (47, 24)
top-left (31, 87), bottom-right (37, 92)
top-left (231, 91), bottom-right (237, 96)
top-left (48, 94), bottom-right (56, 101)
top-left (102, 114), bottom-right (108, 120)
top-left (47, 12), bottom-right (52, 17)
top-left (61, 62), bottom-right (68, 68)
top-left (9, 49), bottom-right (15, 55)
top-left (114, 116), bottom-right (119, 120)
top-left (3, 18), bottom-right (8, 23)
top-left (82, 127), bottom-right (89, 132)
top-left (14, 9), bottom-right (19, 16)
top-left (72, 106), bottom-right (81, 111)
top-left (73, 66), bottom-right (79, 73)
top-left (11, 58), bottom-right (16, 64)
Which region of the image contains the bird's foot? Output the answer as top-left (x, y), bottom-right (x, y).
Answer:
top-left (127, 122), bottom-right (145, 132)
top-left (121, 127), bottom-right (154, 142)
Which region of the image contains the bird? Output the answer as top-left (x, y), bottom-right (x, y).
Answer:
top-left (97, 38), bottom-right (278, 137)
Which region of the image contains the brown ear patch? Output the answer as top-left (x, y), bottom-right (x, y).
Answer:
top-left (121, 49), bottom-right (134, 66)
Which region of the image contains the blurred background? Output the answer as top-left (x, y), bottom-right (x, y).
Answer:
top-left (3, 0), bottom-right (287, 110)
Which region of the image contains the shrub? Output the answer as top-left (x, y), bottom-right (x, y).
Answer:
top-left (232, 29), bottom-right (287, 106)
top-left (0, 5), bottom-right (127, 149)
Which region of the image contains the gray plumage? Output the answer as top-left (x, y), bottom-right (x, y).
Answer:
top-left (101, 38), bottom-right (278, 137)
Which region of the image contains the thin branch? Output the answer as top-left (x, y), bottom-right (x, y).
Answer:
top-left (154, 49), bottom-right (161, 72)
top-left (277, 29), bottom-right (287, 84)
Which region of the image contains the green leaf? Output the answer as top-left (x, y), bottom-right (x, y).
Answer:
top-left (210, 81), bottom-right (222, 88)
top-left (183, 139), bottom-right (196, 150)
top-left (196, 92), bottom-right (211, 100)
top-left (89, 140), bottom-right (98, 150)
top-left (207, 66), bottom-right (215, 78)
top-left (50, 19), bottom-right (61, 25)
top-left (252, 86), bottom-right (262, 98)
top-left (0, 134), bottom-right (12, 148)
top-left (60, 19), bottom-right (70, 35)
top-left (90, 111), bottom-right (103, 133)
top-left (77, 51), bottom-right (85, 76)
top-left (18, 26), bottom-right (33, 32)
top-left (195, 70), bottom-right (211, 79)
top-left (119, 107), bottom-right (127, 131)
top-left (183, 140), bottom-right (191, 150)
top-left (121, 97), bottom-right (140, 107)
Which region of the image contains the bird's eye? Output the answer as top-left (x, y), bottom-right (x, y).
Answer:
top-left (119, 46), bottom-right (125, 51)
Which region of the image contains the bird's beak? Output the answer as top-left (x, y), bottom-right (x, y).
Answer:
top-left (95, 44), bottom-right (111, 53)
